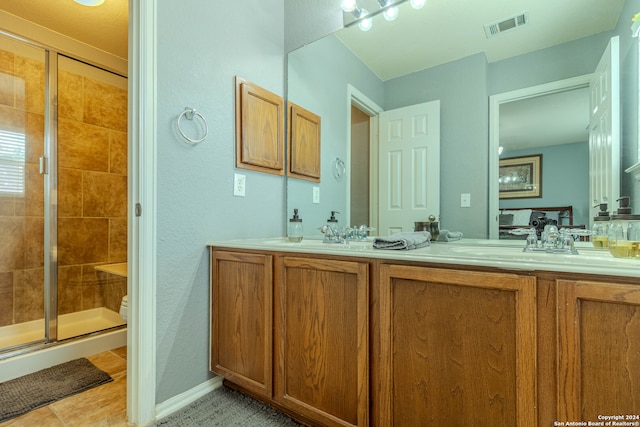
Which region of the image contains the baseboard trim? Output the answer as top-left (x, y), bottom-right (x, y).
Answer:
top-left (155, 376), bottom-right (223, 421)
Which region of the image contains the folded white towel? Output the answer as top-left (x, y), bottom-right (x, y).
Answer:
top-left (437, 230), bottom-right (463, 242)
top-left (373, 231), bottom-right (431, 250)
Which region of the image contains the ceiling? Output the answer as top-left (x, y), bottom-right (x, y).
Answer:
top-left (1, 0), bottom-right (623, 151)
top-left (336, 0), bottom-right (625, 151)
top-left (499, 87), bottom-right (590, 152)
top-left (337, 0), bottom-right (625, 81)
top-left (0, 0), bottom-right (128, 60)
top-left (1, 0), bottom-right (625, 77)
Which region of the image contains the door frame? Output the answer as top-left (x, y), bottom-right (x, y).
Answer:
top-left (128, 0), bottom-right (157, 424)
top-left (346, 84), bottom-right (383, 230)
top-left (488, 74), bottom-right (592, 239)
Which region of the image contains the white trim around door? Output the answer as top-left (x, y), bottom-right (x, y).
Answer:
top-left (128, 0), bottom-right (157, 425)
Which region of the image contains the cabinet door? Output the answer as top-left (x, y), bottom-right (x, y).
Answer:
top-left (210, 250), bottom-right (273, 398)
top-left (557, 279), bottom-right (640, 421)
top-left (378, 265), bottom-right (537, 427)
top-left (288, 102), bottom-right (321, 182)
top-left (275, 256), bottom-right (369, 427)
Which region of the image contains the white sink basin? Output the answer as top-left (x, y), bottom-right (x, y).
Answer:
top-left (261, 238), bottom-right (373, 250)
top-left (263, 238), bottom-right (329, 246)
top-left (447, 245), bottom-right (636, 265)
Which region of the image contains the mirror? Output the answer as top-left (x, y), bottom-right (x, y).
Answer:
top-left (286, 0), bottom-right (639, 238)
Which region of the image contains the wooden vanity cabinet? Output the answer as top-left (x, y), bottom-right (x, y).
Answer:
top-left (557, 279), bottom-right (640, 421)
top-left (210, 246), bottom-right (640, 426)
top-left (274, 255), bottom-right (370, 427)
top-left (210, 250), bottom-right (273, 398)
top-left (377, 264), bottom-right (537, 427)
top-left (210, 249), bottom-right (370, 426)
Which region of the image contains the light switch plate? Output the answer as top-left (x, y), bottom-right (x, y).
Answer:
top-left (234, 173), bottom-right (246, 197)
top-left (313, 186), bottom-right (320, 203)
top-left (460, 193), bottom-right (471, 208)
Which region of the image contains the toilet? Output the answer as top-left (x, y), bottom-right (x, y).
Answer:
top-left (119, 295), bottom-right (128, 322)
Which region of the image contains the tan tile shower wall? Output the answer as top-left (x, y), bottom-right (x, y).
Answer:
top-left (57, 68), bottom-right (127, 316)
top-left (0, 48), bottom-right (127, 327)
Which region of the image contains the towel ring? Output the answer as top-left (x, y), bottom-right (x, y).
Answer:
top-left (332, 157), bottom-right (346, 181)
top-left (177, 107), bottom-right (208, 144)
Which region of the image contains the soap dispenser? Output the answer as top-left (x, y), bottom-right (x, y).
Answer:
top-left (608, 197), bottom-right (640, 258)
top-left (288, 209), bottom-right (303, 243)
top-left (591, 203), bottom-right (611, 248)
top-left (327, 211), bottom-right (339, 228)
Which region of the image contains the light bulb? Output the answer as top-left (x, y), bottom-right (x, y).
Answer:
top-left (341, 0), bottom-right (357, 13)
top-left (383, 6), bottom-right (399, 21)
top-left (410, 0), bottom-right (426, 9)
top-left (358, 9), bottom-right (373, 31)
top-left (359, 17), bottom-right (373, 31)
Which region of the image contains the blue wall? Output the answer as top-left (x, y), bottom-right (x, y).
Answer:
top-left (499, 142), bottom-right (590, 226)
top-left (287, 35), bottom-right (384, 230)
top-left (156, 0), bottom-right (286, 402)
top-left (151, 0), bottom-right (640, 405)
top-left (385, 54), bottom-right (489, 236)
top-left (288, 13), bottom-right (639, 237)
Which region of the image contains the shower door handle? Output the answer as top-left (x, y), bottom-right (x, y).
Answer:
top-left (39, 156), bottom-right (48, 174)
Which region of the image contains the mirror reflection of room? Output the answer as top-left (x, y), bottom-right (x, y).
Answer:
top-left (287, 0), bottom-right (639, 240)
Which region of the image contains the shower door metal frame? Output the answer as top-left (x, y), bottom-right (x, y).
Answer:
top-left (43, 50), bottom-right (58, 343)
top-left (0, 31), bottom-right (60, 355)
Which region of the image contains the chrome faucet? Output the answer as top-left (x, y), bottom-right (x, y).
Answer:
top-left (350, 224), bottom-right (375, 241)
top-left (319, 224), bottom-right (350, 243)
top-left (510, 226), bottom-right (590, 254)
top-left (319, 223), bottom-right (375, 244)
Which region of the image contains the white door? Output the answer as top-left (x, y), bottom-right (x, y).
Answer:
top-left (589, 36), bottom-right (620, 225)
top-left (378, 101), bottom-right (440, 235)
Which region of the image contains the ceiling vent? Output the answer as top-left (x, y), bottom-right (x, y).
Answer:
top-left (484, 12), bottom-right (529, 38)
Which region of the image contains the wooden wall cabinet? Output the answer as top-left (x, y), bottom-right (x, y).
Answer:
top-left (557, 279), bottom-right (640, 421)
top-left (274, 256), bottom-right (369, 427)
top-left (235, 76), bottom-right (284, 175)
top-left (210, 250), bottom-right (273, 398)
top-left (378, 264), bottom-right (537, 427)
top-left (288, 103), bottom-right (321, 182)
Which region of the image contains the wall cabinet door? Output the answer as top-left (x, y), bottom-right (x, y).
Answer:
top-left (557, 279), bottom-right (640, 421)
top-left (274, 256), bottom-right (369, 427)
top-left (210, 250), bottom-right (273, 398)
top-left (378, 264), bottom-right (537, 427)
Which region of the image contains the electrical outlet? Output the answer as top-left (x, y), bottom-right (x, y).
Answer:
top-left (313, 187), bottom-right (320, 204)
top-left (460, 193), bottom-right (471, 208)
top-left (233, 173), bottom-right (246, 197)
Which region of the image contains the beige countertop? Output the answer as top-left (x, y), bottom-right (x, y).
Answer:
top-left (207, 237), bottom-right (640, 279)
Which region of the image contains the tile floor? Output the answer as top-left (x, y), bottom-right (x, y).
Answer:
top-left (0, 347), bottom-right (129, 427)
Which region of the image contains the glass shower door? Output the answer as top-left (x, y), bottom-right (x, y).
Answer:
top-left (56, 56), bottom-right (127, 340)
top-left (0, 34), bottom-right (127, 355)
top-left (0, 34), bottom-right (47, 351)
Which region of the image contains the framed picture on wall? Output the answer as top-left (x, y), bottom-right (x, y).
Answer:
top-left (499, 155), bottom-right (542, 199)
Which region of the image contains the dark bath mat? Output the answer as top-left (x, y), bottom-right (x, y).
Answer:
top-left (0, 357), bottom-right (113, 422)
top-left (155, 386), bottom-right (303, 427)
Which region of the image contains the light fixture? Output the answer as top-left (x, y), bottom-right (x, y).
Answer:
top-left (498, 146), bottom-right (504, 155)
top-left (341, 0), bottom-right (357, 13)
top-left (343, 0), bottom-right (425, 31)
top-left (74, 0), bottom-right (105, 5)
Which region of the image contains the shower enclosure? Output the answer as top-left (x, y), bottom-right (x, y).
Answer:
top-left (0, 32), bottom-right (127, 357)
